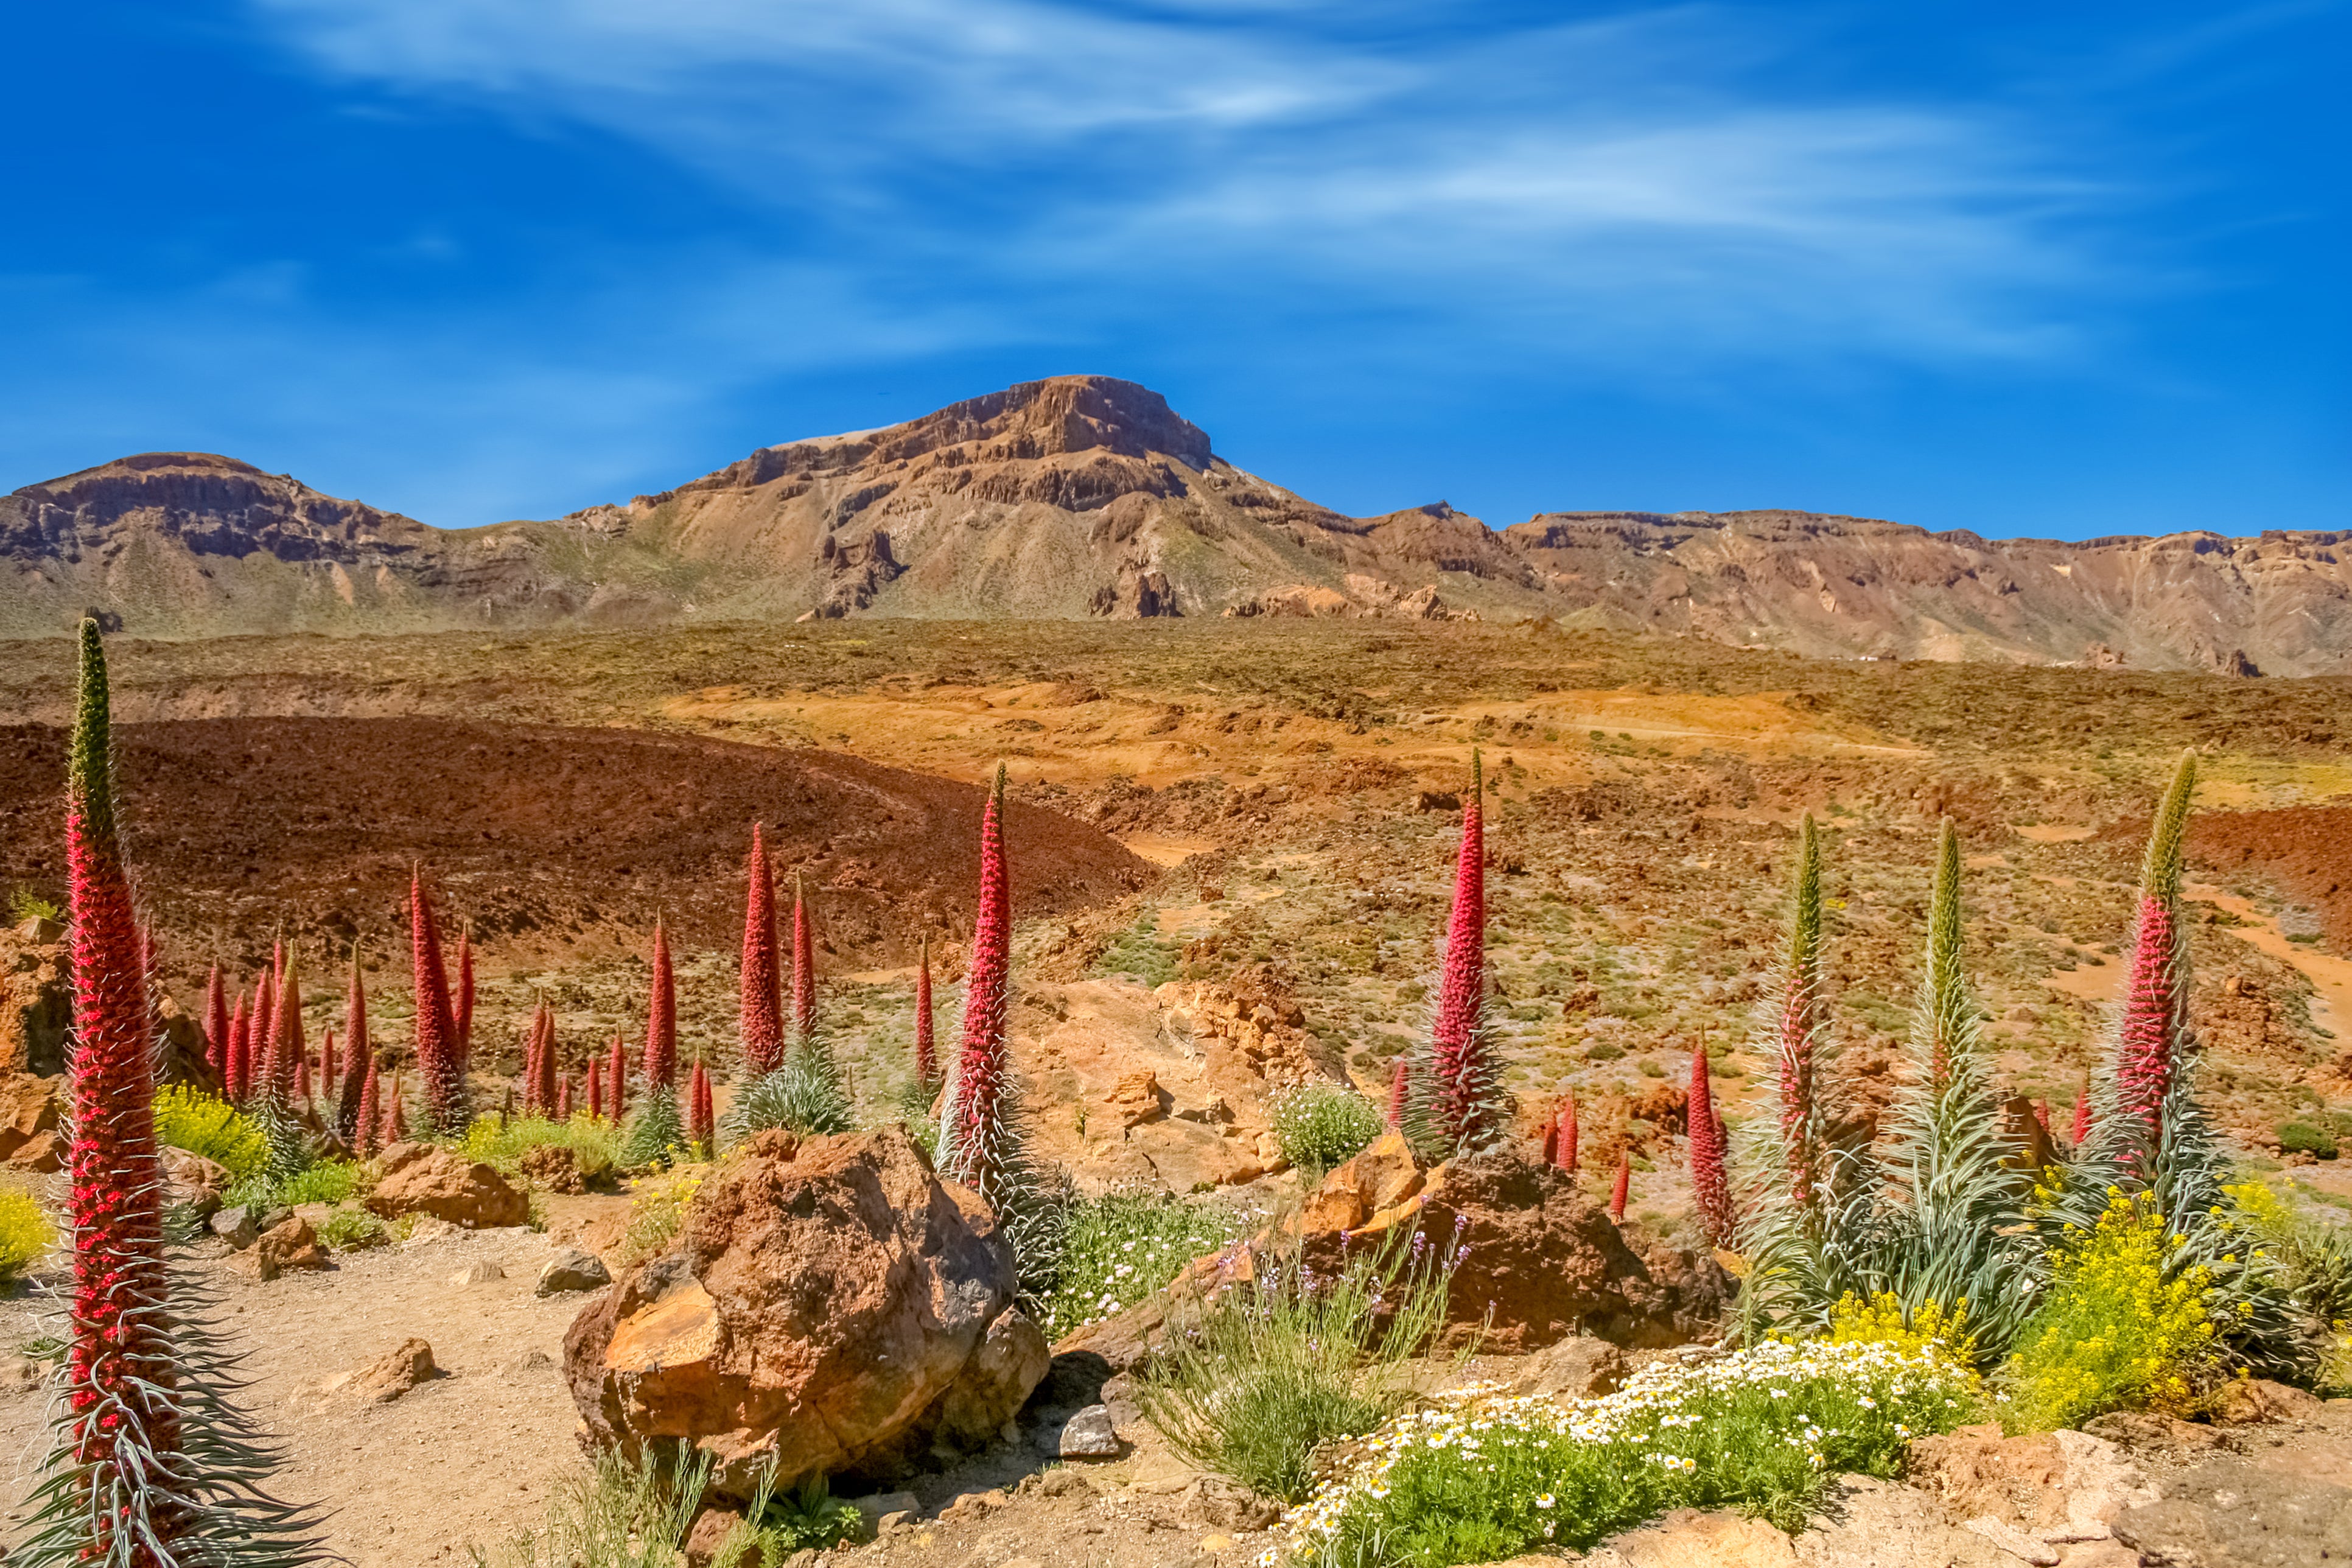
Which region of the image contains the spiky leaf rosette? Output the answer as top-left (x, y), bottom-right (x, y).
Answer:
top-left (620, 1084), bottom-right (688, 1169)
top-left (643, 920), bottom-right (677, 1091)
top-left (724, 1028), bottom-right (854, 1143)
top-left (913, 936), bottom-right (937, 1088)
top-left (335, 962), bottom-right (370, 1147)
top-left (1426, 753), bottom-right (1508, 1156)
top-left (25, 621), bottom-right (318, 1568)
top-left (1687, 1047), bottom-right (1734, 1245)
top-left (739, 826), bottom-right (786, 1075)
top-left (791, 875), bottom-right (817, 1044)
top-left (408, 873), bottom-right (467, 1135)
top-left (687, 1061), bottom-right (715, 1152)
top-left (937, 766), bottom-right (1063, 1295)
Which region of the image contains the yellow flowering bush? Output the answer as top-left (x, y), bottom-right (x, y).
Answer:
top-left (617, 1166), bottom-right (707, 1265)
top-left (1829, 1291), bottom-right (1976, 1363)
top-left (153, 1085), bottom-right (268, 1181)
top-left (0, 1185), bottom-right (54, 1277)
top-left (2001, 1191), bottom-right (2216, 1433)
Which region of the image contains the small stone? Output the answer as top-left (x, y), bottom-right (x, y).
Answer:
top-left (682, 1505), bottom-right (744, 1567)
top-left (352, 1338), bottom-right (438, 1403)
top-left (1181, 1476), bottom-right (1277, 1531)
top-left (0, 1354), bottom-right (46, 1391)
top-left (535, 1247), bottom-right (611, 1295)
top-left (450, 1259), bottom-right (506, 1286)
top-left (877, 1510), bottom-right (914, 1534)
top-left (850, 1490), bottom-right (919, 1540)
top-left (255, 1217), bottom-right (330, 1273)
top-left (1197, 1535), bottom-right (1236, 1555)
top-left (209, 1205), bottom-right (259, 1248)
top-left (257, 1205), bottom-right (295, 1235)
top-left (500, 1349), bottom-right (556, 1376)
top-left (1060, 1403), bottom-right (1121, 1458)
top-left (2208, 1377), bottom-right (2324, 1426)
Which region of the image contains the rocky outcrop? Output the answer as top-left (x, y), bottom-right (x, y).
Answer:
top-left (1, 924), bottom-right (71, 1077)
top-left (0, 1073), bottom-right (62, 1169)
top-left (564, 1126), bottom-right (1048, 1497)
top-left (365, 1143), bottom-right (530, 1229)
top-left (1057, 1133), bottom-right (1733, 1368)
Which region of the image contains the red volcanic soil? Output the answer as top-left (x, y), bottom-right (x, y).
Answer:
top-left (2188, 807), bottom-right (2352, 953)
top-left (0, 718), bottom-right (1153, 979)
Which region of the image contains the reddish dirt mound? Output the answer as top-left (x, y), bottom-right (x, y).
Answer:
top-left (2187, 807), bottom-right (2352, 953)
top-left (0, 718), bottom-right (1153, 978)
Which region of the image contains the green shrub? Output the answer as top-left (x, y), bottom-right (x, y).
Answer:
top-left (1584, 1043), bottom-right (1624, 1062)
top-left (1284, 1339), bottom-right (1980, 1565)
top-left (153, 1086), bottom-right (269, 1181)
top-left (1037, 1191), bottom-right (1248, 1340)
top-left (6, 886), bottom-right (61, 925)
top-left (617, 1168), bottom-right (707, 1267)
top-left (273, 1160), bottom-right (367, 1206)
top-left (458, 1114), bottom-right (622, 1185)
top-left (1269, 1081), bottom-right (1384, 1181)
top-left (714, 1476), bottom-right (863, 1562)
top-left (471, 1441), bottom-right (710, 1568)
top-left (320, 1209), bottom-right (391, 1251)
top-left (0, 1186), bottom-right (54, 1277)
top-left (1138, 1225), bottom-right (1461, 1502)
top-left (2000, 1192), bottom-right (2218, 1433)
top-left (1091, 909), bottom-right (1183, 987)
top-left (2280, 1122), bottom-right (2339, 1158)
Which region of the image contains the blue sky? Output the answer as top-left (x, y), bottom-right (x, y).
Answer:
top-left (4, 1), bottom-right (2343, 537)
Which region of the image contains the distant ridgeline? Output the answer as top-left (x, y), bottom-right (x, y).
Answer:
top-left (5, 376), bottom-right (2346, 674)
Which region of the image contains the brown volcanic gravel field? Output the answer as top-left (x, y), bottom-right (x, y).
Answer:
top-left (2189, 806), bottom-right (2352, 952)
top-left (0, 716), bottom-right (1152, 976)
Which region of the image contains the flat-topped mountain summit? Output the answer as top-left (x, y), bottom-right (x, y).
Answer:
top-left (6, 375), bottom-right (2346, 673)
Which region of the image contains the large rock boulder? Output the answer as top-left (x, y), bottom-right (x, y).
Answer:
top-left (1057, 1133), bottom-right (1732, 1368)
top-left (564, 1126), bottom-right (1048, 1497)
top-left (365, 1143), bottom-right (530, 1228)
top-left (0, 1073), bottom-right (63, 1170)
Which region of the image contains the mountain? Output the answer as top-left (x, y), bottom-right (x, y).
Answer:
top-left (5, 375), bottom-right (2348, 673)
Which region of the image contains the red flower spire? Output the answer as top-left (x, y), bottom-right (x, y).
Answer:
top-left (555, 1073), bottom-right (573, 1121)
top-left (643, 920), bottom-right (677, 1091)
top-left (57, 619), bottom-right (186, 1558)
top-left (353, 1053), bottom-right (382, 1158)
top-left (1687, 1043), bottom-right (1733, 1245)
top-left (319, 1024), bottom-right (337, 1104)
top-left (1609, 1149), bottom-right (1631, 1220)
top-left (606, 1032), bottom-right (628, 1122)
top-left (383, 1072), bottom-right (407, 1145)
top-left (942, 766), bottom-right (1020, 1205)
top-left (740, 826), bottom-right (786, 1074)
top-left (1541, 1118), bottom-right (1558, 1165)
top-left (336, 958), bottom-right (371, 1147)
top-left (586, 1057), bottom-right (603, 1121)
top-left (245, 971), bottom-right (270, 1102)
top-left (1556, 1095), bottom-right (1579, 1173)
top-left (688, 1058), bottom-right (715, 1150)
top-left (1428, 753), bottom-right (1504, 1152)
top-left (262, 954), bottom-right (306, 1107)
top-left (528, 1002), bottom-right (559, 1117)
top-left (791, 873), bottom-right (817, 1045)
top-left (914, 934), bottom-right (937, 1088)
top-left (454, 928), bottom-right (475, 1072)
top-left (201, 964), bottom-right (229, 1086)
top-left (409, 872), bottom-right (466, 1132)
top-left (2111, 751), bottom-right (2199, 1148)
top-left (294, 1038), bottom-right (312, 1105)
top-left (225, 998), bottom-right (250, 1104)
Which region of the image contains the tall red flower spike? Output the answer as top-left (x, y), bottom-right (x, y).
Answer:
top-left (294, 1045), bottom-right (311, 1106)
top-left (2034, 1098), bottom-right (2051, 1133)
top-left (246, 973), bottom-right (270, 1101)
top-left (1557, 1095), bottom-right (1580, 1173)
top-left (2069, 1068), bottom-right (2092, 1148)
top-left (2113, 751), bottom-right (2198, 1146)
top-left (1540, 1119), bottom-right (1558, 1165)
top-left (57, 619), bottom-right (185, 1559)
top-left (606, 1032), bottom-right (628, 1122)
top-left (914, 934), bottom-right (937, 1088)
top-left (791, 873), bottom-right (817, 1044)
top-left (1387, 1054), bottom-right (1409, 1130)
top-left (1609, 1149), bottom-right (1631, 1220)
top-left (337, 961), bottom-right (371, 1147)
top-left (942, 766), bottom-right (1018, 1202)
top-left (318, 1025), bottom-right (337, 1104)
top-left (555, 1073), bottom-right (572, 1121)
top-left (740, 825), bottom-right (786, 1075)
top-left (587, 1058), bottom-right (604, 1121)
top-left (1428, 752), bottom-right (1504, 1152)
top-left (262, 955), bottom-right (305, 1107)
top-left (1687, 1044), bottom-right (1733, 1245)
top-left (383, 1073), bottom-right (407, 1146)
top-left (224, 998), bottom-right (250, 1105)
top-left (455, 928), bottom-right (476, 1073)
top-left (201, 965), bottom-right (229, 1085)
top-left (354, 1054), bottom-right (381, 1158)
top-left (643, 920), bottom-right (677, 1091)
top-left (409, 872), bottom-right (466, 1132)
top-left (688, 1059), bottom-right (715, 1150)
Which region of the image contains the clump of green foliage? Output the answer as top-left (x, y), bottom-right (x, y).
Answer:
top-left (1287, 1339), bottom-right (1980, 1565)
top-left (458, 1113), bottom-right (621, 1185)
top-left (1268, 1080), bottom-right (1384, 1181)
top-left (153, 1085), bottom-right (269, 1182)
top-left (470, 1442), bottom-right (709, 1568)
top-left (2000, 1192), bottom-right (2218, 1433)
top-left (1138, 1225), bottom-right (1464, 1502)
top-left (1091, 908), bottom-right (1183, 987)
top-left (318, 1209), bottom-right (390, 1251)
top-left (1037, 1190), bottom-right (1248, 1340)
top-left (2279, 1122), bottom-right (2339, 1158)
top-left (0, 1185), bottom-right (55, 1277)
top-left (616, 1167), bottom-right (707, 1267)
top-left (6, 886), bottom-right (62, 925)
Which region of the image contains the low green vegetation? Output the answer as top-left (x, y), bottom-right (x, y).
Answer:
top-left (1091, 906), bottom-right (1183, 988)
top-left (1267, 1080), bottom-right (1384, 1181)
top-left (617, 1167), bottom-right (707, 1267)
top-left (2279, 1121), bottom-right (2339, 1158)
top-left (457, 1113), bottom-right (623, 1185)
top-left (1282, 1341), bottom-right (1979, 1566)
top-left (1139, 1226), bottom-right (1462, 1502)
top-left (153, 1087), bottom-right (268, 1182)
top-left (472, 1443), bottom-right (860, 1568)
top-left (318, 1209), bottom-right (390, 1251)
top-left (1037, 1190), bottom-right (1248, 1339)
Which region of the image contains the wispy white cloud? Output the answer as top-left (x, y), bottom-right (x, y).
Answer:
top-left (246, 0), bottom-right (2115, 369)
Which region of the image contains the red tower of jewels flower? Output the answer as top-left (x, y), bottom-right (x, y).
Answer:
top-left (2113, 752), bottom-right (2198, 1143)
top-left (201, 965), bottom-right (229, 1087)
top-left (643, 919), bottom-right (677, 1091)
top-left (1427, 752), bottom-right (1505, 1153)
top-left (409, 872), bottom-right (466, 1132)
top-left (791, 873), bottom-right (817, 1045)
top-left (337, 959), bottom-right (371, 1147)
top-left (940, 767), bottom-right (1022, 1209)
top-left (914, 934), bottom-right (937, 1088)
top-left (740, 826), bottom-right (786, 1075)
top-left (1687, 1044), bottom-right (1733, 1246)
top-left (688, 1059), bottom-right (715, 1150)
top-left (606, 1032), bottom-right (628, 1122)
top-left (1609, 1149), bottom-right (1631, 1220)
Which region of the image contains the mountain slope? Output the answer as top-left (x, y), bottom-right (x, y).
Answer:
top-left (5, 376), bottom-right (2348, 673)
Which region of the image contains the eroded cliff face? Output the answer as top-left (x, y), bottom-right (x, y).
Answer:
top-left (5, 377), bottom-right (2345, 673)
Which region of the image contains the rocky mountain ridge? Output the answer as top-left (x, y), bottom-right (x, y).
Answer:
top-left (5, 375), bottom-right (2345, 673)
